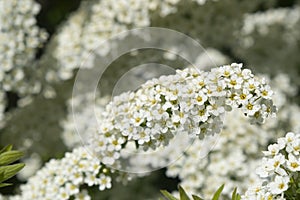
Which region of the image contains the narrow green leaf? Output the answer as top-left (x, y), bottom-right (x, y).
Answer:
top-left (0, 163), bottom-right (25, 182)
top-left (161, 190), bottom-right (179, 200)
top-left (179, 186), bottom-right (190, 200)
top-left (0, 150), bottom-right (24, 166)
top-left (0, 183), bottom-right (12, 188)
top-left (192, 194), bottom-right (204, 200)
top-left (232, 187), bottom-right (237, 200)
top-left (212, 184), bottom-right (224, 200)
top-left (0, 145), bottom-right (13, 154)
top-left (0, 172), bottom-right (4, 181)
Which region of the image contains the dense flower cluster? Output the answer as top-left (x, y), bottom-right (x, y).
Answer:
top-left (45, 0), bottom-right (226, 84)
top-left (88, 63), bottom-right (276, 166)
top-left (61, 48), bottom-right (228, 151)
top-left (0, 0), bottom-right (47, 127)
top-left (51, 0), bottom-right (180, 80)
top-left (1, 63), bottom-right (277, 199)
top-left (0, 0), bottom-right (47, 92)
top-left (164, 73), bottom-right (299, 198)
top-left (0, 0), bottom-right (299, 199)
top-left (242, 132), bottom-right (300, 200)
top-left (120, 73), bottom-right (298, 199)
top-left (6, 147), bottom-right (113, 200)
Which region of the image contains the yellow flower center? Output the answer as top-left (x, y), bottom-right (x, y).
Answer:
top-left (278, 183), bottom-right (285, 189)
top-left (199, 110), bottom-right (205, 116)
top-left (240, 93), bottom-right (247, 100)
top-left (198, 81), bottom-right (205, 87)
top-left (230, 80), bottom-right (237, 85)
top-left (262, 90), bottom-right (268, 96)
top-left (273, 161), bottom-right (280, 168)
top-left (135, 117), bottom-right (141, 123)
top-left (247, 103), bottom-right (253, 110)
top-left (224, 71), bottom-right (230, 76)
top-left (196, 96), bottom-right (203, 102)
top-left (291, 162), bottom-right (299, 168)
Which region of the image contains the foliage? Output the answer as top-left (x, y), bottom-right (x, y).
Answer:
top-left (0, 145), bottom-right (24, 188)
top-left (161, 185), bottom-right (241, 200)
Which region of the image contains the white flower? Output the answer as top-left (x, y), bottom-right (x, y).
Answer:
top-left (74, 190), bottom-right (91, 200)
top-left (98, 175), bottom-right (112, 191)
top-left (192, 91), bottom-right (208, 106)
top-left (285, 132), bottom-right (297, 144)
top-left (206, 98), bottom-right (225, 116)
top-left (58, 187), bottom-right (70, 200)
top-left (258, 85), bottom-right (274, 99)
top-left (244, 79), bottom-right (260, 91)
top-left (263, 144), bottom-right (281, 156)
top-left (65, 183), bottom-right (80, 196)
top-left (286, 154), bottom-right (300, 172)
top-left (133, 127), bottom-right (151, 145)
top-left (243, 99), bottom-right (261, 116)
top-left (235, 89), bottom-right (253, 105)
top-left (286, 139), bottom-right (300, 155)
top-left (256, 158), bottom-right (273, 178)
top-left (270, 154), bottom-right (285, 170)
top-left (191, 105), bottom-right (210, 123)
top-left (268, 175), bottom-right (289, 195)
top-left (227, 74), bottom-right (243, 89)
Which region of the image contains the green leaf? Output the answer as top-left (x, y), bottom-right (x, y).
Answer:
top-left (0, 172), bottom-right (4, 181)
top-left (179, 186), bottom-right (190, 200)
top-left (212, 184), bottom-right (224, 200)
top-left (0, 183), bottom-right (12, 188)
top-left (192, 195), bottom-right (204, 200)
top-left (231, 187), bottom-right (242, 200)
top-left (0, 145), bottom-right (13, 154)
top-left (232, 187), bottom-right (237, 200)
top-left (0, 150), bottom-right (24, 166)
top-left (0, 163), bottom-right (25, 182)
top-left (161, 190), bottom-right (179, 200)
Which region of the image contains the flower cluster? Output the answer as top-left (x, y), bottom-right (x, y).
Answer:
top-left (46, 0), bottom-right (231, 84)
top-left (88, 63), bottom-right (276, 166)
top-left (242, 132), bottom-right (300, 200)
top-left (242, 7), bottom-right (300, 40)
top-left (121, 71), bottom-right (298, 198)
top-left (0, 0), bottom-right (48, 92)
top-left (0, 0), bottom-right (48, 127)
top-left (235, 6), bottom-right (300, 87)
top-left (0, 0), bottom-right (299, 199)
top-left (51, 0), bottom-right (181, 81)
top-left (7, 147), bottom-right (113, 200)
top-left (160, 73), bottom-right (299, 199)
